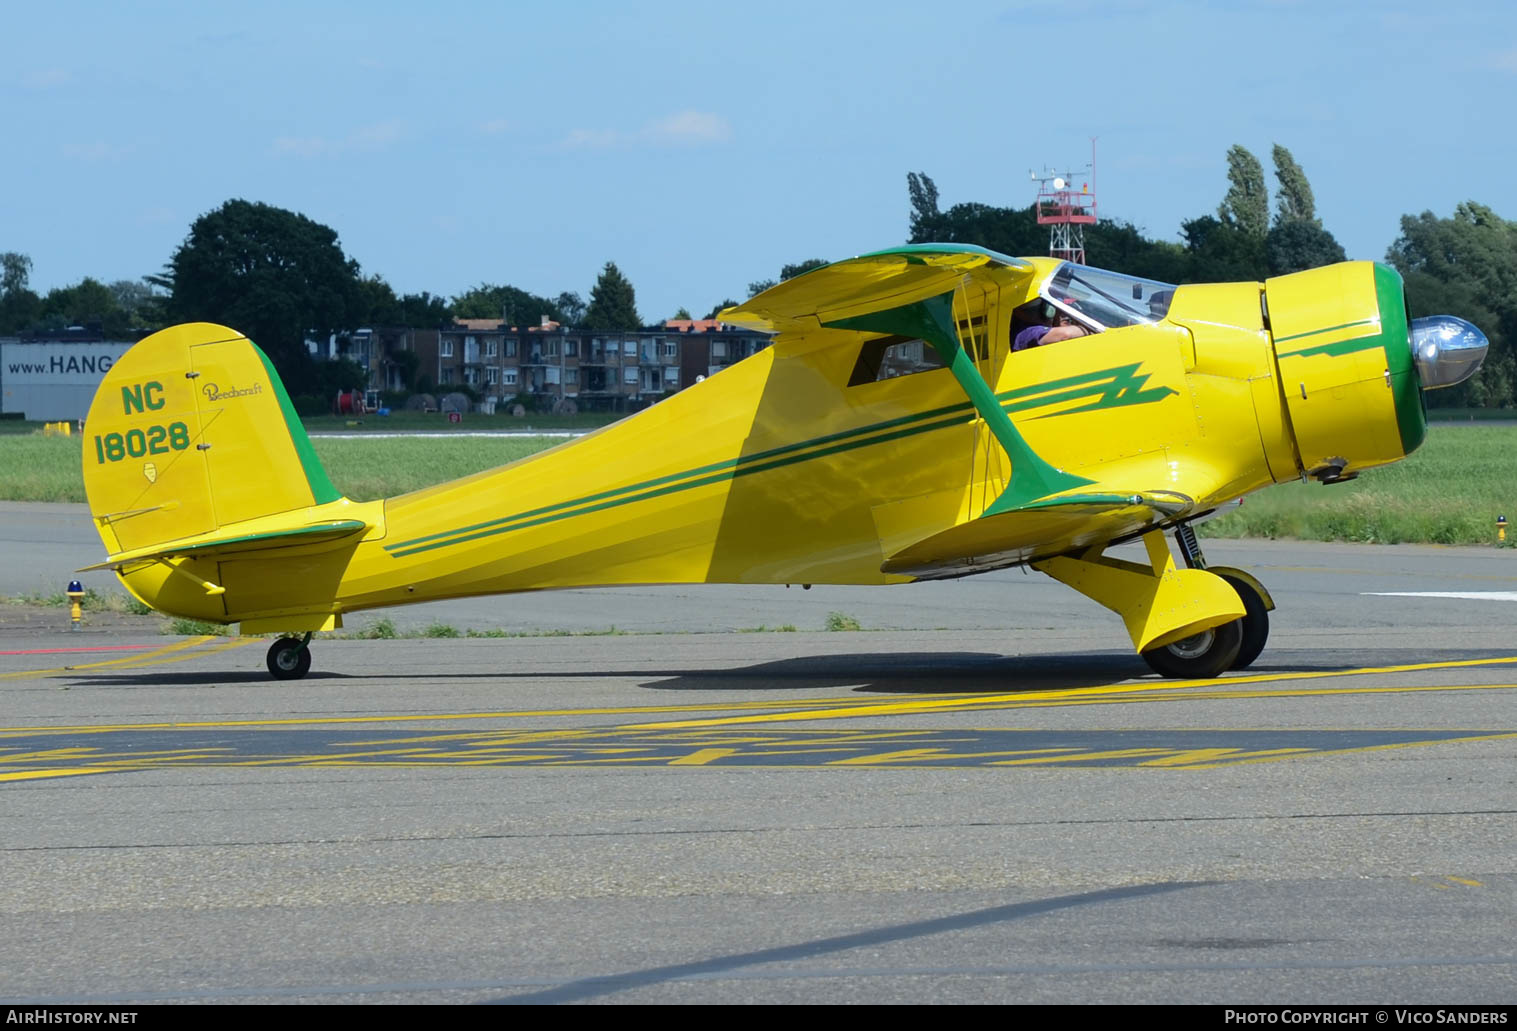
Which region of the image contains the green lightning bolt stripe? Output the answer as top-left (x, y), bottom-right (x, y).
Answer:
top-left (383, 352), bottom-right (1179, 559)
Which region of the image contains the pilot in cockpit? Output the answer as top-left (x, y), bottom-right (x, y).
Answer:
top-left (1010, 299), bottom-right (1095, 352)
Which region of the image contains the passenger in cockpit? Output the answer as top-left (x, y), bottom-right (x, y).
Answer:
top-left (1011, 299), bottom-right (1095, 351)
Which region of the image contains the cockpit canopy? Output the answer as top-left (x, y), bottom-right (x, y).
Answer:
top-left (1041, 263), bottom-right (1177, 330)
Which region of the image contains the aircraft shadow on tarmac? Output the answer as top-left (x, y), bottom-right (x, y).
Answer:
top-left (58, 646), bottom-right (1497, 694)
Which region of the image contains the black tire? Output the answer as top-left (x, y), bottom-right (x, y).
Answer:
top-left (1141, 619), bottom-right (1243, 679)
top-left (266, 637), bottom-right (312, 680)
top-left (1219, 574), bottom-right (1269, 670)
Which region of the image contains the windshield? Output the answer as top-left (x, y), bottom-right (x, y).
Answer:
top-left (1044, 263), bottom-right (1177, 330)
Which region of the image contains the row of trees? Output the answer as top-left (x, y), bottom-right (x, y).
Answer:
top-left (4, 145), bottom-right (1513, 405)
top-left (905, 144), bottom-right (1347, 285)
top-left (905, 144), bottom-right (1516, 408)
top-left (0, 200), bottom-right (668, 393)
top-left (0, 252), bottom-right (167, 340)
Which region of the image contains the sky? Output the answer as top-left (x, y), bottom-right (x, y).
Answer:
top-left (4, 0), bottom-right (1515, 323)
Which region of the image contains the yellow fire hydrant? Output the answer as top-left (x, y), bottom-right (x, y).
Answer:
top-left (66, 579), bottom-right (85, 630)
top-left (1499, 515), bottom-right (1508, 544)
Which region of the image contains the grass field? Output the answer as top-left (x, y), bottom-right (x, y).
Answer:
top-left (0, 434), bottom-right (570, 503)
top-left (4, 424), bottom-right (1514, 546)
top-left (1204, 425), bottom-right (1516, 545)
top-left (301, 410), bottom-right (626, 434)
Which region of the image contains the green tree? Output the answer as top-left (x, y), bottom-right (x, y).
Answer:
top-left (901, 177), bottom-right (1184, 281)
top-left (907, 171), bottom-right (941, 240)
top-left (1265, 219), bottom-right (1346, 276)
top-left (0, 251), bottom-right (40, 334)
top-left (1180, 215), bottom-right (1268, 282)
top-left (705, 298), bottom-right (739, 320)
top-left (39, 277), bottom-right (122, 334)
top-left (1086, 219), bottom-right (1191, 283)
top-left (555, 291), bottom-right (586, 325)
top-left (108, 278), bottom-right (167, 332)
top-left (909, 198), bottom-right (1044, 253)
top-left (1219, 145), bottom-right (1268, 238)
top-left (452, 283), bottom-right (561, 325)
top-left (583, 262), bottom-right (641, 330)
top-left (357, 276), bottom-right (454, 327)
top-left (162, 199), bottom-right (363, 387)
top-left (1, 252), bottom-right (32, 296)
top-left (781, 258), bottom-right (828, 280)
top-left (1271, 144), bottom-right (1318, 226)
top-left (398, 291), bottom-right (452, 326)
top-left (673, 306), bottom-right (693, 320)
top-left (747, 278), bottom-right (777, 296)
top-left (353, 274), bottom-right (401, 325)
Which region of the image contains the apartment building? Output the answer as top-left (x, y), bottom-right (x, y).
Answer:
top-left (417, 316), bottom-right (772, 412)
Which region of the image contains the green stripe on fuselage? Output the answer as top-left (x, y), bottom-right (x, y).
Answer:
top-left (1274, 318), bottom-right (1379, 347)
top-left (1002, 363), bottom-right (1177, 417)
top-left (385, 356), bottom-right (1179, 558)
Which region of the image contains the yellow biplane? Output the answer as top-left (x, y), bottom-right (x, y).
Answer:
top-left (80, 245), bottom-right (1487, 680)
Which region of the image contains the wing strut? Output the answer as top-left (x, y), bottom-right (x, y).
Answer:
top-left (824, 288), bottom-right (1092, 512)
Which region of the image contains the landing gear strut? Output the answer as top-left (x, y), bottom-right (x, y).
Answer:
top-left (1034, 525), bottom-right (1274, 680)
top-left (266, 633), bottom-right (313, 680)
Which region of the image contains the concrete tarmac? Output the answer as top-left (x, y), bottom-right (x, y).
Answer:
top-left (2, 503), bottom-right (1515, 1004)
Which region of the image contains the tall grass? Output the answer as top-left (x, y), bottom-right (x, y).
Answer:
top-left (0, 436), bottom-right (87, 502)
top-left (315, 437), bottom-right (563, 500)
top-left (1203, 425), bottom-right (1517, 545)
top-left (4, 424), bottom-right (1515, 545)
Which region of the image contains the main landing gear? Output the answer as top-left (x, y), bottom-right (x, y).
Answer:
top-left (266, 633), bottom-right (313, 680)
top-left (1139, 524), bottom-right (1272, 678)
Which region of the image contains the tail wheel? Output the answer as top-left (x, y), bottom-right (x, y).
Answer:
top-left (1219, 573), bottom-right (1269, 670)
top-left (266, 637), bottom-right (312, 680)
top-left (1141, 619), bottom-right (1243, 679)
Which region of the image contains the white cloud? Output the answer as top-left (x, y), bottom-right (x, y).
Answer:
top-left (1485, 48), bottom-right (1517, 72)
top-left (271, 122), bottom-right (406, 158)
top-left (272, 136), bottom-right (330, 157)
top-left (62, 141), bottom-right (131, 162)
top-left (135, 207), bottom-right (178, 227)
top-left (647, 110), bottom-right (732, 145)
top-left (559, 127), bottom-right (625, 149)
top-left (20, 68), bottom-right (70, 89)
top-left (556, 111), bottom-right (733, 150)
top-left (352, 121), bottom-right (403, 147)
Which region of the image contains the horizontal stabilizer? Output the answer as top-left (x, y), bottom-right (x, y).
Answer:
top-left (81, 519), bottom-right (370, 572)
top-left (881, 491), bottom-right (1193, 578)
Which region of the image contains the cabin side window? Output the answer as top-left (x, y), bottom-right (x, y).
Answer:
top-left (846, 313), bottom-right (988, 386)
top-left (848, 335), bottom-right (947, 386)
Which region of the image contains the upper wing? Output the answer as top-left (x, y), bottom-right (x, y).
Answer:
top-left (720, 244), bottom-right (1036, 341)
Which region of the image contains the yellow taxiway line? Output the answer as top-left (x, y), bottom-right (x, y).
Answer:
top-left (1, 652), bottom-right (1513, 739)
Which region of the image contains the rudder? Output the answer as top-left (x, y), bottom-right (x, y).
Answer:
top-left (83, 323), bottom-right (344, 558)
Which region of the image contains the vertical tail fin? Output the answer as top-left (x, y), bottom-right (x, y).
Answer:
top-left (83, 323), bottom-right (344, 557)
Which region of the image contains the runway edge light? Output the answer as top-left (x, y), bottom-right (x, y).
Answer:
top-left (66, 579), bottom-right (85, 631)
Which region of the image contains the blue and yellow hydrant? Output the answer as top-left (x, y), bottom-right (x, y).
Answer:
top-left (1499, 515), bottom-right (1508, 544)
top-left (66, 579), bottom-right (85, 630)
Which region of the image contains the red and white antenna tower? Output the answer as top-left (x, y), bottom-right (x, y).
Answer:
top-left (1030, 140), bottom-right (1098, 264)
